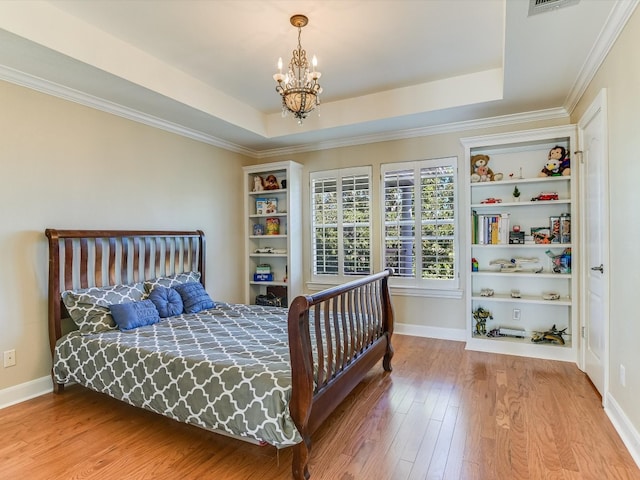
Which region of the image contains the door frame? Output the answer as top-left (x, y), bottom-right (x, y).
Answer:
top-left (578, 88), bottom-right (610, 399)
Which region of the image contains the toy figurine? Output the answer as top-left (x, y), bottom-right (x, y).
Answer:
top-left (253, 176), bottom-right (264, 192)
top-left (473, 307), bottom-right (493, 335)
top-left (531, 324), bottom-right (567, 345)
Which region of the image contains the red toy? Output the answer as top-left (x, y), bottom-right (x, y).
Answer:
top-left (531, 192), bottom-right (559, 201)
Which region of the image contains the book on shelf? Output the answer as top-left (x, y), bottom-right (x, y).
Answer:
top-left (472, 211), bottom-right (510, 245)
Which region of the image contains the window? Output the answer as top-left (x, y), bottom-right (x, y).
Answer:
top-left (382, 157), bottom-right (458, 290)
top-left (311, 167), bottom-right (372, 280)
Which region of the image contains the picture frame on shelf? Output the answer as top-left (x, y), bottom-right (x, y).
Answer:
top-left (256, 197), bottom-right (277, 215)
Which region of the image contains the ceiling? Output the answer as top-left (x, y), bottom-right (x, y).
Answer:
top-left (0, 1), bottom-right (636, 157)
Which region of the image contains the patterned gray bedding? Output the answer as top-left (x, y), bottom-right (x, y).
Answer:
top-left (53, 302), bottom-right (302, 447)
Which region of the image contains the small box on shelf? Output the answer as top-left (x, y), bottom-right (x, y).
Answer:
top-left (549, 216), bottom-right (561, 243)
top-left (266, 217), bottom-right (280, 235)
top-left (509, 231), bottom-right (525, 244)
top-left (256, 264), bottom-right (271, 274)
top-left (559, 213), bottom-right (571, 243)
top-left (253, 223), bottom-right (265, 236)
top-left (254, 273), bottom-right (274, 282)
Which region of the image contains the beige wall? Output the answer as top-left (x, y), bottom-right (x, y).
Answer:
top-left (571, 6), bottom-right (640, 434)
top-left (0, 80), bottom-right (249, 391)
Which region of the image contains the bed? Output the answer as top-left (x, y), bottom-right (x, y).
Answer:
top-left (46, 229), bottom-right (395, 480)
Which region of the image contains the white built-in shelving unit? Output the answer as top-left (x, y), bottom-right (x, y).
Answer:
top-left (243, 161), bottom-right (302, 306)
top-left (461, 125), bottom-right (578, 362)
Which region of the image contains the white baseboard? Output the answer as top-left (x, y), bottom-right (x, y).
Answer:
top-left (0, 376), bottom-right (52, 410)
top-left (394, 323), bottom-right (466, 342)
top-left (605, 392), bottom-right (640, 469)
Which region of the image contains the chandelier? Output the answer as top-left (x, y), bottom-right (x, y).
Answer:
top-left (273, 14), bottom-right (322, 124)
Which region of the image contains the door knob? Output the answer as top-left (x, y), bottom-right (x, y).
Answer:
top-left (590, 264), bottom-right (604, 273)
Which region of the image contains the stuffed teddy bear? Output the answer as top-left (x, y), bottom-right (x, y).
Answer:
top-left (539, 146), bottom-right (570, 177)
top-left (471, 154), bottom-right (503, 182)
top-left (263, 174), bottom-right (280, 190)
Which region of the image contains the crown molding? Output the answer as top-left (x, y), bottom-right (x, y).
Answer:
top-left (0, 64), bottom-right (256, 157)
top-left (1, 62), bottom-right (569, 159)
top-left (564, 0), bottom-right (639, 114)
top-left (256, 107), bottom-right (570, 158)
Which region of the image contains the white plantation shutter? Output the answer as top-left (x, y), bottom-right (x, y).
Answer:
top-left (383, 168), bottom-right (416, 278)
top-left (382, 157), bottom-right (458, 289)
top-left (311, 167), bottom-right (372, 279)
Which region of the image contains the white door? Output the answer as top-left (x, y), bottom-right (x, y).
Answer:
top-left (579, 89), bottom-right (609, 397)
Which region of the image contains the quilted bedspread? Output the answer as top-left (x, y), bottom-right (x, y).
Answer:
top-left (53, 303), bottom-right (302, 447)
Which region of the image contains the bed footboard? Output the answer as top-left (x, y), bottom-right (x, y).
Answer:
top-left (287, 268), bottom-right (394, 480)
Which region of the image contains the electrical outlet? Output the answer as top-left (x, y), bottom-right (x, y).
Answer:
top-left (3, 349), bottom-right (16, 368)
top-left (620, 364), bottom-right (626, 387)
top-left (512, 309), bottom-right (521, 321)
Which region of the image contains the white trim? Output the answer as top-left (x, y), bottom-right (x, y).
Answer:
top-left (0, 375), bottom-right (52, 410)
top-left (605, 392), bottom-right (640, 470)
top-left (0, 64), bottom-right (255, 157)
top-left (577, 88), bottom-right (610, 396)
top-left (306, 281), bottom-right (463, 299)
top-left (389, 286), bottom-right (463, 299)
top-left (0, 63), bottom-right (571, 160)
top-left (565, 0), bottom-right (640, 114)
top-left (257, 108), bottom-right (570, 158)
top-left (394, 323), bottom-right (466, 342)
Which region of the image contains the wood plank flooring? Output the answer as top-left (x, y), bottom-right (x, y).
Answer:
top-left (1, 335), bottom-right (638, 479)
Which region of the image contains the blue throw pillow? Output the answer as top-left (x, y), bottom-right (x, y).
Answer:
top-left (109, 300), bottom-right (160, 331)
top-left (174, 282), bottom-right (215, 314)
top-left (148, 286), bottom-right (184, 318)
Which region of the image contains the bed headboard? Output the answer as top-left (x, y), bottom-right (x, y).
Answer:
top-left (45, 229), bottom-right (206, 355)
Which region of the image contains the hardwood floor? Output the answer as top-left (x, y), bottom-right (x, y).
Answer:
top-left (1, 335), bottom-right (638, 479)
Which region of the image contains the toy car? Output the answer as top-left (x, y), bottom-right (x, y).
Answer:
top-left (530, 192), bottom-right (559, 201)
top-left (481, 197), bottom-right (502, 204)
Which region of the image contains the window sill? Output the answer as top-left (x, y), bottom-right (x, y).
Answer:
top-left (306, 281), bottom-right (463, 299)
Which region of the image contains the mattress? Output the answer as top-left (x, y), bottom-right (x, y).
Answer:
top-left (53, 302), bottom-right (302, 447)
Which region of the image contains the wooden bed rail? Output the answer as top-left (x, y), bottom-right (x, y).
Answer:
top-left (287, 268), bottom-right (395, 480)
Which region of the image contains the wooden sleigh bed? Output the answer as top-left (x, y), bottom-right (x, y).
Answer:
top-left (46, 229), bottom-right (394, 480)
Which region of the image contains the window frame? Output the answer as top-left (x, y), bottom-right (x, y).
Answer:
top-left (381, 157), bottom-right (460, 292)
top-left (310, 166), bottom-right (373, 283)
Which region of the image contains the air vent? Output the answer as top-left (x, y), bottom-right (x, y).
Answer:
top-left (528, 0), bottom-right (580, 16)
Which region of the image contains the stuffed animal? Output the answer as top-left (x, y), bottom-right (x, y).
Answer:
top-left (539, 146), bottom-right (570, 177)
top-left (470, 154), bottom-right (503, 182)
top-left (252, 176), bottom-right (264, 192)
top-left (263, 174), bottom-right (280, 190)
